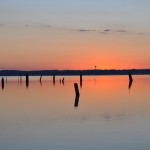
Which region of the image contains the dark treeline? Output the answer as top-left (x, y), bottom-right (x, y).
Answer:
top-left (0, 69), bottom-right (150, 76)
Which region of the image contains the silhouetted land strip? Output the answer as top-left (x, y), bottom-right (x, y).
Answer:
top-left (0, 69), bottom-right (150, 76)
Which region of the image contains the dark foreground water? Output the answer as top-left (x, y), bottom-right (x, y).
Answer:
top-left (0, 75), bottom-right (150, 150)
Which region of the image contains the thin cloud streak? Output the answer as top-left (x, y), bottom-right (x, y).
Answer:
top-left (34, 24), bottom-right (129, 35)
top-left (1, 23), bottom-right (150, 36)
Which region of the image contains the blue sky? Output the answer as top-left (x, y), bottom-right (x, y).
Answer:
top-left (0, 0), bottom-right (150, 32)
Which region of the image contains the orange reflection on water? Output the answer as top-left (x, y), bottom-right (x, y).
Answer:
top-left (0, 75), bottom-right (150, 124)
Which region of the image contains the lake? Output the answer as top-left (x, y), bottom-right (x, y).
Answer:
top-left (0, 75), bottom-right (150, 150)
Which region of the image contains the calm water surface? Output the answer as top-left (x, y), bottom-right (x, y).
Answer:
top-left (0, 75), bottom-right (150, 150)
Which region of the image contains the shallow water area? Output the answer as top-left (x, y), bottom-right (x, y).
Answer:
top-left (0, 75), bottom-right (150, 150)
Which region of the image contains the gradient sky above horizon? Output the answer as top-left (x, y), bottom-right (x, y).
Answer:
top-left (0, 0), bottom-right (150, 70)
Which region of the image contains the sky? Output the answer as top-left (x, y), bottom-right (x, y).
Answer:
top-left (0, 0), bottom-right (150, 70)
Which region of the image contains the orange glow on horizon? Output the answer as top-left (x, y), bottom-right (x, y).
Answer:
top-left (0, 28), bottom-right (150, 70)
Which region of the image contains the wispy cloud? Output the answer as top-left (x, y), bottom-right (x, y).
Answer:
top-left (34, 24), bottom-right (129, 35)
top-left (116, 30), bottom-right (127, 33)
top-left (103, 29), bottom-right (111, 32)
top-left (138, 33), bottom-right (150, 36)
top-left (1, 23), bottom-right (150, 36)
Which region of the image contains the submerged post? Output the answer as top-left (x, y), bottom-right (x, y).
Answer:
top-left (128, 71), bottom-right (133, 82)
top-left (74, 95), bottom-right (80, 108)
top-left (62, 77), bottom-right (64, 84)
top-left (80, 72), bottom-right (82, 88)
top-left (128, 71), bottom-right (133, 90)
top-left (39, 75), bottom-right (42, 86)
top-left (74, 83), bottom-right (80, 96)
top-left (26, 73), bottom-right (29, 88)
top-left (1, 77), bottom-right (4, 90)
top-left (53, 75), bottom-right (55, 85)
top-left (74, 83), bottom-right (80, 108)
top-left (128, 80), bottom-right (133, 90)
top-left (40, 76), bottom-right (42, 83)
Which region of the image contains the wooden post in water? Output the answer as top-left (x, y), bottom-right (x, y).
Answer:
top-left (53, 75), bottom-right (55, 85)
top-left (74, 83), bottom-right (80, 107)
top-left (128, 80), bottom-right (133, 90)
top-left (1, 77), bottom-right (4, 90)
top-left (26, 73), bottom-right (29, 88)
top-left (62, 77), bottom-right (64, 84)
top-left (74, 83), bottom-right (80, 96)
top-left (128, 71), bottom-right (133, 90)
top-left (80, 72), bottom-right (82, 88)
top-left (39, 76), bottom-right (42, 86)
top-left (40, 76), bottom-right (42, 83)
top-left (74, 94), bottom-right (80, 107)
top-left (128, 71), bottom-right (133, 82)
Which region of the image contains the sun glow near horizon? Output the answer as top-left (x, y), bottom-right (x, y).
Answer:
top-left (0, 0), bottom-right (150, 70)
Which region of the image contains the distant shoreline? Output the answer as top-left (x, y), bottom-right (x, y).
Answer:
top-left (0, 69), bottom-right (150, 76)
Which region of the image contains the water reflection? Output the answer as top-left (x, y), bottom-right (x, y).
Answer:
top-left (20, 76), bottom-right (22, 84)
top-left (1, 76), bottom-right (150, 150)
